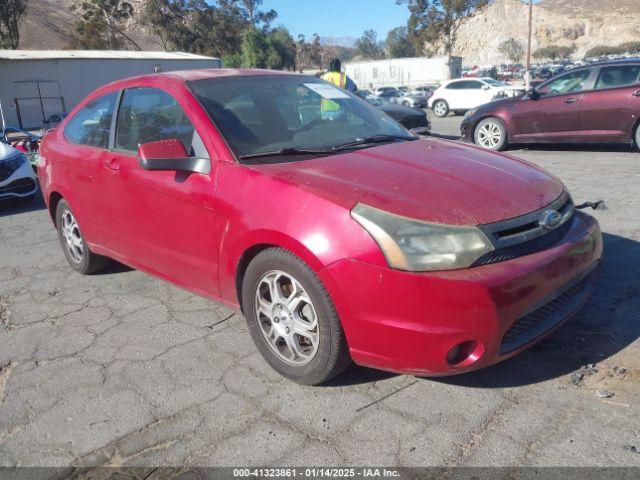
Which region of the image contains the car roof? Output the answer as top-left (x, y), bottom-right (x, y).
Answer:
top-left (103, 68), bottom-right (300, 89)
top-left (569, 58), bottom-right (640, 73)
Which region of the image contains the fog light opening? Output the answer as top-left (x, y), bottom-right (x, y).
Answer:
top-left (446, 341), bottom-right (484, 366)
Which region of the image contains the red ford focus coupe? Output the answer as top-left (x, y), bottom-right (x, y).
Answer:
top-left (39, 69), bottom-right (602, 385)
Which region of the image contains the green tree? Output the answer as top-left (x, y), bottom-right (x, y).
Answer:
top-left (143, 0), bottom-right (295, 70)
top-left (266, 27), bottom-right (296, 70)
top-left (191, 1), bottom-right (246, 58)
top-left (0, 0), bottom-right (27, 49)
top-left (533, 45), bottom-right (576, 61)
top-left (355, 29), bottom-right (384, 60)
top-left (69, 0), bottom-right (141, 50)
top-left (238, 0), bottom-right (277, 29)
top-left (241, 28), bottom-right (269, 67)
top-left (585, 42), bottom-right (640, 58)
top-left (498, 38), bottom-right (524, 63)
top-left (386, 26), bottom-right (415, 58)
top-left (397, 0), bottom-right (489, 69)
top-left (144, 0), bottom-right (194, 51)
top-left (240, 27), bottom-right (296, 70)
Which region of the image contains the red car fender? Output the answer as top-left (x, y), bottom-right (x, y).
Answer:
top-left (219, 222), bottom-right (355, 307)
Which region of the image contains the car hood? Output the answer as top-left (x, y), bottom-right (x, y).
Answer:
top-left (380, 104), bottom-right (424, 119)
top-left (251, 137), bottom-right (564, 226)
top-left (0, 142), bottom-right (22, 161)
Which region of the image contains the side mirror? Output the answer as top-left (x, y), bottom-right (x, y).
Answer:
top-left (137, 139), bottom-right (210, 175)
top-left (527, 88), bottom-right (540, 100)
top-left (481, 85), bottom-right (490, 91)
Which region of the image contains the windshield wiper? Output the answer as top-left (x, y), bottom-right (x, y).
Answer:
top-left (239, 134), bottom-right (417, 160)
top-left (331, 134), bottom-right (417, 151)
top-left (239, 146), bottom-right (334, 160)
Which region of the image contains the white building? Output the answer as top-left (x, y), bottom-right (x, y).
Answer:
top-left (345, 57), bottom-right (463, 90)
top-left (0, 50), bottom-right (222, 130)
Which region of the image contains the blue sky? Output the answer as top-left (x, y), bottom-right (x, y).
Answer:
top-left (261, 0), bottom-right (410, 43)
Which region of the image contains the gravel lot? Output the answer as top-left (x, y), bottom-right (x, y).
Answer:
top-left (1, 114), bottom-right (639, 468)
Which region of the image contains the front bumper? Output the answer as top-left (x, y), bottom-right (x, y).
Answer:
top-left (410, 100), bottom-right (428, 108)
top-left (460, 117), bottom-right (474, 143)
top-left (0, 161), bottom-right (38, 200)
top-left (318, 211), bottom-right (602, 376)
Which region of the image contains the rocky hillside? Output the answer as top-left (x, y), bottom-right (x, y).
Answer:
top-left (453, 0), bottom-right (640, 64)
top-left (17, 0), bottom-right (162, 50)
top-left (15, 0), bottom-right (640, 65)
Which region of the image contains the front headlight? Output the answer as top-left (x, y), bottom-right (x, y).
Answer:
top-left (464, 109), bottom-right (477, 119)
top-left (0, 154), bottom-right (27, 180)
top-left (351, 203), bottom-right (494, 271)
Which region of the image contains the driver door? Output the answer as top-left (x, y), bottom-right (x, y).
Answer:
top-left (510, 68), bottom-right (595, 142)
top-left (99, 87), bottom-right (224, 296)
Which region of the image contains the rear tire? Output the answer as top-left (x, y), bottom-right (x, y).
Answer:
top-left (241, 248), bottom-right (351, 385)
top-left (55, 199), bottom-right (108, 275)
top-left (432, 100), bottom-right (449, 117)
top-left (474, 117), bottom-right (508, 151)
top-left (634, 121), bottom-right (640, 151)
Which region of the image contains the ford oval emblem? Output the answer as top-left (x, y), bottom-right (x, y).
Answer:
top-left (540, 210), bottom-right (562, 230)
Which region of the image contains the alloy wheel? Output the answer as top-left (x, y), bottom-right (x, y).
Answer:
top-left (434, 101), bottom-right (447, 117)
top-left (477, 121), bottom-right (504, 149)
top-left (254, 270), bottom-right (319, 366)
top-left (61, 210), bottom-right (84, 263)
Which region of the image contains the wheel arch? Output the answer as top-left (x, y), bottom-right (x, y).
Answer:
top-left (48, 191), bottom-right (64, 226)
top-left (472, 115), bottom-right (509, 144)
top-left (230, 232), bottom-right (329, 312)
top-left (632, 117), bottom-right (640, 148)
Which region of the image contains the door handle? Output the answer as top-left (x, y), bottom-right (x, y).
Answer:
top-left (564, 97), bottom-right (578, 104)
top-left (103, 158), bottom-right (120, 171)
top-left (633, 90), bottom-right (640, 97)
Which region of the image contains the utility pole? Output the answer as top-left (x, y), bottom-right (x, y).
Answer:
top-left (525, 0), bottom-right (533, 89)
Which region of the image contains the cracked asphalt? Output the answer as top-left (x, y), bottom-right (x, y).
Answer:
top-left (0, 115), bottom-right (639, 467)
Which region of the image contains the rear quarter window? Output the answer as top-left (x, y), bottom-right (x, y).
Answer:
top-left (64, 91), bottom-right (118, 148)
top-left (595, 65), bottom-right (640, 90)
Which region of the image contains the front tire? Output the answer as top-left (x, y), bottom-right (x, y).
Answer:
top-left (56, 199), bottom-right (108, 274)
top-left (634, 122), bottom-right (640, 151)
top-left (242, 248), bottom-right (351, 385)
top-left (474, 117), bottom-right (508, 151)
top-left (432, 100), bottom-right (449, 117)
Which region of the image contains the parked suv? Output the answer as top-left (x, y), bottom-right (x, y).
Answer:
top-left (428, 78), bottom-right (523, 117)
top-left (461, 60), bottom-right (640, 150)
top-left (39, 69), bottom-right (601, 385)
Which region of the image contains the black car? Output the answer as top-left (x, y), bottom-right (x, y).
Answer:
top-left (355, 91), bottom-right (430, 135)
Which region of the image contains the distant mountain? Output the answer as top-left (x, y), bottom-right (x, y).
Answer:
top-left (17, 0), bottom-right (161, 51)
top-left (452, 0), bottom-right (640, 64)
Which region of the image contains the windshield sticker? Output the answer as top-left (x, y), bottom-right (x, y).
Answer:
top-left (304, 83), bottom-right (351, 99)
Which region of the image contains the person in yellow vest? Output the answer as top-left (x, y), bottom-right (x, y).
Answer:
top-left (320, 58), bottom-right (357, 119)
top-left (322, 58), bottom-right (357, 92)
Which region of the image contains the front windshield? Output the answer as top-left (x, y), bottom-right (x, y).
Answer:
top-left (188, 75), bottom-right (410, 159)
top-left (483, 79), bottom-right (505, 87)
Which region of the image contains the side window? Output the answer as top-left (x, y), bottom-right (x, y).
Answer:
top-left (64, 91), bottom-right (117, 148)
top-left (465, 81), bottom-right (483, 89)
top-left (595, 65), bottom-right (640, 90)
top-left (115, 87), bottom-right (196, 155)
top-left (446, 81), bottom-right (463, 90)
top-left (538, 69), bottom-right (592, 96)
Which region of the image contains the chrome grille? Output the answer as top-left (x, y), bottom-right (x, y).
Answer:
top-left (474, 192), bottom-right (575, 267)
top-left (0, 177), bottom-right (36, 195)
